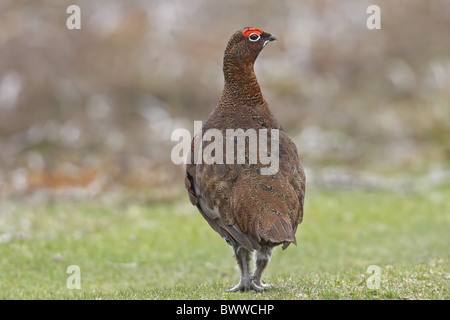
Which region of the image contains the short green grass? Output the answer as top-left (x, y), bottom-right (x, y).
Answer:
top-left (0, 187), bottom-right (449, 299)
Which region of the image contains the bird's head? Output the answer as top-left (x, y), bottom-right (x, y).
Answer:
top-left (224, 27), bottom-right (277, 67)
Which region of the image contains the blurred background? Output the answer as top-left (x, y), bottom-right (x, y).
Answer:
top-left (0, 0), bottom-right (449, 203)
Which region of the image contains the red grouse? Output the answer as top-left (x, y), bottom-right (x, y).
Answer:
top-left (185, 27), bottom-right (306, 291)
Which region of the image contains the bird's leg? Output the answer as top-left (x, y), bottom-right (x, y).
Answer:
top-left (228, 246), bottom-right (264, 292)
top-left (251, 246), bottom-right (274, 289)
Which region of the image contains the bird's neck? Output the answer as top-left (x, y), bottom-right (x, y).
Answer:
top-left (221, 56), bottom-right (265, 106)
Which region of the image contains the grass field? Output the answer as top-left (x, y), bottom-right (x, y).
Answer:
top-left (0, 187), bottom-right (449, 299)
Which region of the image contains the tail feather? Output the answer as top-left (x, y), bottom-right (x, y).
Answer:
top-left (255, 214), bottom-right (297, 247)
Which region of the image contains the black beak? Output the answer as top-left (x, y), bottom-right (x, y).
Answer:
top-left (263, 34), bottom-right (277, 47)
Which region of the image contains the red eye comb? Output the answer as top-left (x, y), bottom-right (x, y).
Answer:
top-left (242, 28), bottom-right (263, 37)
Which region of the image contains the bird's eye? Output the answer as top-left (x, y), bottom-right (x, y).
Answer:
top-left (248, 33), bottom-right (260, 42)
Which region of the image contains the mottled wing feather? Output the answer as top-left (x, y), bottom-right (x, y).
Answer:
top-left (185, 137), bottom-right (261, 251)
top-left (184, 102), bottom-right (305, 251)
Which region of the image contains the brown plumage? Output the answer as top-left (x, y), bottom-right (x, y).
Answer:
top-left (185, 27), bottom-right (306, 291)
